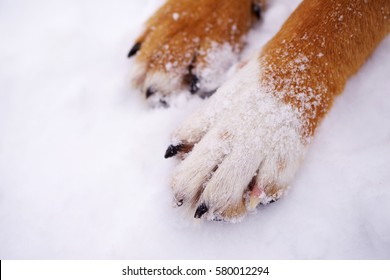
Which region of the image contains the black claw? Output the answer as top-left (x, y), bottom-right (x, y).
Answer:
top-left (164, 144), bottom-right (184, 158)
top-left (252, 3), bottom-right (262, 20)
top-left (146, 87), bottom-right (156, 98)
top-left (177, 199), bottom-right (184, 207)
top-left (194, 203), bottom-right (208, 219)
top-left (128, 42), bottom-right (141, 58)
top-left (200, 88), bottom-right (217, 99)
top-left (159, 99), bottom-right (169, 108)
top-left (188, 74), bottom-right (200, 94)
top-left (184, 60), bottom-right (200, 94)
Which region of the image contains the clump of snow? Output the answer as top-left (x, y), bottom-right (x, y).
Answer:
top-left (195, 42), bottom-right (240, 92)
top-left (165, 62), bottom-right (172, 71)
top-left (172, 12), bottom-right (180, 21)
top-left (0, 0), bottom-right (389, 259)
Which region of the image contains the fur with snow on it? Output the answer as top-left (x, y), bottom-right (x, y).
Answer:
top-left (0, 0), bottom-right (389, 259)
top-left (171, 60), bottom-right (306, 222)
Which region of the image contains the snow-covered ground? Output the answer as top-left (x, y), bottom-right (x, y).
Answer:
top-left (1, 0), bottom-right (389, 259)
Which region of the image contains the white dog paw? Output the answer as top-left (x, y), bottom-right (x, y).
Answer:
top-left (165, 59), bottom-right (308, 222)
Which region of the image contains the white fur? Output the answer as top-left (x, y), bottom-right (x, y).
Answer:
top-left (170, 59), bottom-right (308, 221)
top-left (129, 60), bottom-right (147, 89)
top-left (130, 60), bottom-right (183, 106)
top-left (143, 71), bottom-right (182, 95)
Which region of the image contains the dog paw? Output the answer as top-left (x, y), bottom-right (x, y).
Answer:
top-left (165, 59), bottom-right (308, 222)
top-left (128, 0), bottom-right (265, 106)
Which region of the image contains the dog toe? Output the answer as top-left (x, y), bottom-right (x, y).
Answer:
top-left (170, 128), bottom-right (229, 207)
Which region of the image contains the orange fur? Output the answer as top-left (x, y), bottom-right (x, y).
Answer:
top-left (133, 0), bottom-right (264, 89)
top-left (260, 0), bottom-right (390, 138)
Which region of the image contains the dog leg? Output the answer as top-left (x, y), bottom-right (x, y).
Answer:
top-left (167, 0), bottom-right (390, 222)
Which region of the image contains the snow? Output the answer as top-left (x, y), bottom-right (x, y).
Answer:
top-left (172, 12), bottom-right (180, 21)
top-left (0, 0), bottom-right (389, 259)
top-left (195, 42), bottom-right (240, 93)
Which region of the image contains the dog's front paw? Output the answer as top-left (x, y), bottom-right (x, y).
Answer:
top-left (166, 60), bottom-right (308, 222)
top-left (128, 0), bottom-right (265, 106)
